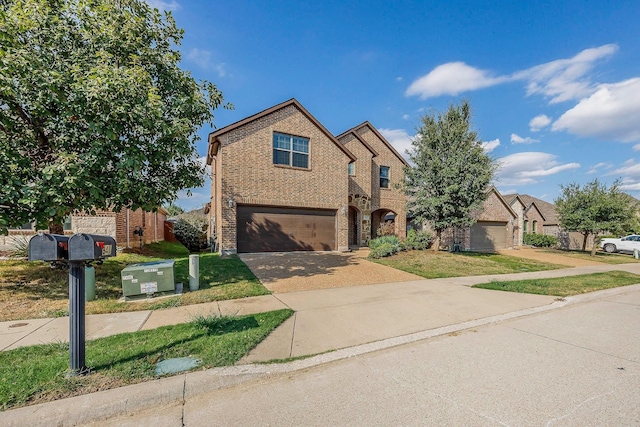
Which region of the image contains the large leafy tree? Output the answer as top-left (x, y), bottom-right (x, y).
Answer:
top-left (405, 100), bottom-right (496, 251)
top-left (555, 179), bottom-right (636, 256)
top-left (0, 0), bottom-right (229, 234)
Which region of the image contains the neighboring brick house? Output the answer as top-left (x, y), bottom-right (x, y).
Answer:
top-left (505, 194), bottom-right (526, 247)
top-left (337, 122), bottom-right (410, 245)
top-left (206, 99), bottom-right (407, 254)
top-left (424, 187), bottom-right (517, 252)
top-left (516, 194), bottom-right (594, 250)
top-left (1, 207), bottom-right (167, 251)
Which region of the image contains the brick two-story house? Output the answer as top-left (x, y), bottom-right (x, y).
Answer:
top-left (207, 99), bottom-right (408, 254)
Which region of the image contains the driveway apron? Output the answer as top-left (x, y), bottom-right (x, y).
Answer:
top-left (238, 251), bottom-right (422, 293)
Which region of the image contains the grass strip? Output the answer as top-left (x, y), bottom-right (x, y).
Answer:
top-left (374, 250), bottom-right (566, 279)
top-left (0, 308), bottom-right (293, 411)
top-left (0, 241), bottom-right (270, 321)
top-left (473, 271), bottom-right (640, 296)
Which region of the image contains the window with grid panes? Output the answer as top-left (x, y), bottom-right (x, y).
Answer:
top-left (273, 132), bottom-right (309, 168)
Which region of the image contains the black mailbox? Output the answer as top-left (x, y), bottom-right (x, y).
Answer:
top-left (68, 233), bottom-right (117, 261)
top-left (28, 234), bottom-right (69, 261)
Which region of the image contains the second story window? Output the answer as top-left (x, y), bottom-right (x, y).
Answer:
top-left (273, 132), bottom-right (309, 169)
top-left (348, 162), bottom-right (355, 176)
top-left (380, 166), bottom-right (390, 188)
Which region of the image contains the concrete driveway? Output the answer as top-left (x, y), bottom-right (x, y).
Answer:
top-left (238, 250), bottom-right (422, 293)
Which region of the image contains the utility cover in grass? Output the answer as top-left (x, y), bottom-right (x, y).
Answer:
top-left (155, 357), bottom-right (202, 375)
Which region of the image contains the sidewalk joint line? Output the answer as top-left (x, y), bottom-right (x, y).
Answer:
top-left (289, 313), bottom-right (297, 358)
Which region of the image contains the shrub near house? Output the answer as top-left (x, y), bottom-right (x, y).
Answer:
top-left (524, 233), bottom-right (558, 248)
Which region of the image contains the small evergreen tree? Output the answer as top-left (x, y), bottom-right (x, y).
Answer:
top-left (404, 100), bottom-right (497, 251)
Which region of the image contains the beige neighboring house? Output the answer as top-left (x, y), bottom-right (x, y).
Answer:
top-left (436, 187), bottom-right (518, 252)
top-left (506, 193), bottom-right (593, 250)
top-left (1, 207), bottom-right (168, 251)
top-left (206, 98), bottom-right (408, 254)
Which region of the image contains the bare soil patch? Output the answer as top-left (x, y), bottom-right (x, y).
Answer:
top-left (500, 248), bottom-right (605, 267)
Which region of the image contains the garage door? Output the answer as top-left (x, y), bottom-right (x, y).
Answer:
top-left (470, 221), bottom-right (507, 252)
top-left (236, 205), bottom-right (336, 253)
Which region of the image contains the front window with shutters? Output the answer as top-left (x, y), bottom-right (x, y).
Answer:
top-left (273, 132), bottom-right (309, 169)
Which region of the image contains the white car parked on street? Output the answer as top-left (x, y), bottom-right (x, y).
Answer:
top-left (599, 235), bottom-right (640, 254)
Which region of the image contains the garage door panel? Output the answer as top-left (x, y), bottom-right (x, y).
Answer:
top-left (237, 206), bottom-right (336, 253)
top-left (470, 221), bottom-right (507, 252)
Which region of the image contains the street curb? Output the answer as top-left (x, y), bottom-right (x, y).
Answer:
top-left (4, 283), bottom-right (640, 427)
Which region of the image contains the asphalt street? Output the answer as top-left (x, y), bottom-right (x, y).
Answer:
top-left (89, 287), bottom-right (640, 426)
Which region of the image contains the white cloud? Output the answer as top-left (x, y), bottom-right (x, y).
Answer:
top-left (608, 160), bottom-right (640, 192)
top-left (185, 48), bottom-right (227, 76)
top-left (587, 162), bottom-right (613, 174)
top-left (406, 44), bottom-right (618, 103)
top-left (634, 144), bottom-right (640, 151)
top-left (379, 128), bottom-right (414, 162)
top-left (402, 114), bottom-right (410, 120)
top-left (496, 152), bottom-right (580, 186)
top-left (145, 0), bottom-right (180, 11)
top-left (513, 44), bottom-right (618, 104)
top-left (482, 138), bottom-right (500, 153)
top-left (396, 76), bottom-right (403, 82)
top-left (510, 133), bottom-right (540, 144)
top-left (552, 78), bottom-right (640, 142)
top-left (529, 114), bottom-right (552, 132)
top-left (405, 62), bottom-right (508, 99)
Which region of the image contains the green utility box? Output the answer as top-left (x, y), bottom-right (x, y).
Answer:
top-left (121, 260), bottom-right (175, 300)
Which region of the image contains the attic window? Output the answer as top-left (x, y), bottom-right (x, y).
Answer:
top-left (348, 162), bottom-right (355, 176)
top-left (273, 132), bottom-right (309, 169)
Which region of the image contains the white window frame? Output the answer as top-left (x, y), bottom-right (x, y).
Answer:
top-left (273, 132), bottom-right (309, 169)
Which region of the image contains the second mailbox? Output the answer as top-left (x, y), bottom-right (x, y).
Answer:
top-left (68, 234), bottom-right (117, 261)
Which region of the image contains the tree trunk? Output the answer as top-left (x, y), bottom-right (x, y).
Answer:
top-left (590, 234), bottom-right (598, 257)
top-left (48, 219), bottom-right (63, 234)
top-left (431, 229), bottom-right (441, 252)
top-left (582, 233), bottom-right (588, 252)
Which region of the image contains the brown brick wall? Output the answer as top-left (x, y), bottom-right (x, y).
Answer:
top-left (524, 205), bottom-right (545, 234)
top-left (356, 126), bottom-right (407, 238)
top-left (216, 104), bottom-right (350, 253)
top-left (341, 134), bottom-right (373, 197)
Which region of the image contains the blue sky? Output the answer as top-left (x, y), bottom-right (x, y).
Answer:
top-left (146, 0), bottom-right (640, 211)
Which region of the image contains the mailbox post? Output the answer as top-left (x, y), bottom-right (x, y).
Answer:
top-left (29, 233), bottom-right (116, 376)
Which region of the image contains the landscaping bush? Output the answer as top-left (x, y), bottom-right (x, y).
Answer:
top-left (405, 229), bottom-right (433, 250)
top-left (368, 235), bottom-right (401, 259)
top-left (172, 213), bottom-right (208, 252)
top-left (369, 235), bottom-right (401, 249)
top-left (375, 222), bottom-right (396, 237)
top-left (368, 243), bottom-right (398, 259)
top-left (524, 233), bottom-right (558, 248)
top-left (8, 236), bottom-right (30, 258)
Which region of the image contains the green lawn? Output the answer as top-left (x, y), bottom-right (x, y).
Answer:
top-left (374, 250), bottom-right (567, 279)
top-left (0, 309), bottom-right (293, 411)
top-left (473, 271), bottom-right (640, 296)
top-left (0, 241), bottom-right (270, 321)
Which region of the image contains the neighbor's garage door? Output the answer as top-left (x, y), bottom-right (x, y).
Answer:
top-left (470, 221), bottom-right (508, 252)
top-left (236, 205), bottom-right (336, 253)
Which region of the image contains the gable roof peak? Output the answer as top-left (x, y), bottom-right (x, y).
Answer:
top-left (348, 121), bottom-right (410, 167)
top-left (206, 98), bottom-right (355, 164)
